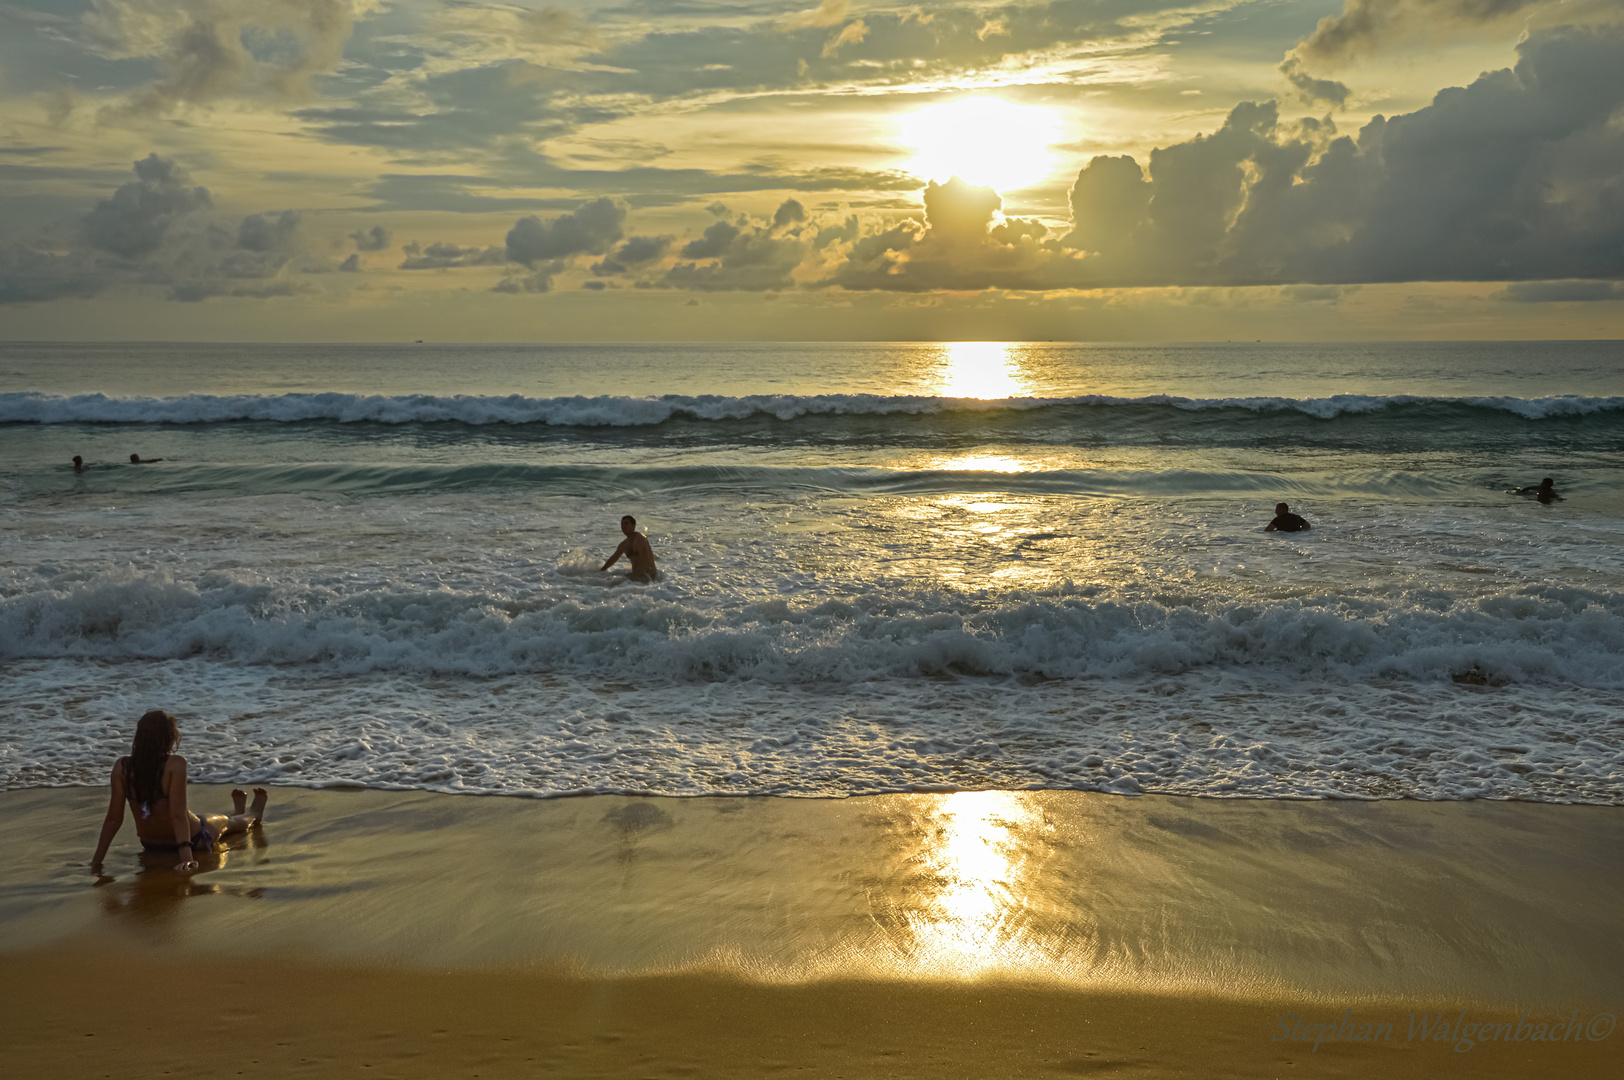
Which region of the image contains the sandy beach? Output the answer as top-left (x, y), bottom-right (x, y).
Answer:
top-left (2, 786), bottom-right (1618, 1077)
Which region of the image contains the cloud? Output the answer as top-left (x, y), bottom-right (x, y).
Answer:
top-left (350, 225), bottom-right (391, 251)
top-left (82, 153), bottom-right (212, 259)
top-left (493, 269), bottom-right (552, 293)
top-left (1055, 25), bottom-right (1624, 287)
top-left (1279, 57), bottom-right (1350, 108)
top-left (504, 198), bottom-right (626, 265)
top-left (821, 18), bottom-right (867, 57)
top-left (338, 252), bottom-right (361, 272)
top-left (399, 241), bottom-right (505, 269)
top-left (83, 0), bottom-right (376, 118)
top-left (773, 199), bottom-right (807, 229)
top-left (821, 177), bottom-right (1077, 293)
top-left (0, 245), bottom-right (112, 304)
top-left (238, 210), bottom-right (301, 252)
top-left (665, 212), bottom-right (808, 292)
top-left (1500, 280), bottom-right (1624, 302)
top-left (1293, 0), bottom-right (1551, 64)
top-left (782, 0), bottom-right (850, 30)
top-left (591, 235), bottom-right (671, 276)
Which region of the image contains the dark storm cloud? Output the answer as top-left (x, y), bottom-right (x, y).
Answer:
top-left (82, 153), bottom-right (213, 259)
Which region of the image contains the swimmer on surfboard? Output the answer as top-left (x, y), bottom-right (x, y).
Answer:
top-left (601, 515), bottom-right (659, 582)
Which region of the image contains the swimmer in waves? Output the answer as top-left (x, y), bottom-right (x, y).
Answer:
top-left (1514, 477), bottom-right (1562, 504)
top-left (601, 514), bottom-right (659, 582)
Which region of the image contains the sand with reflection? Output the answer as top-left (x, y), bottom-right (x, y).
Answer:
top-left (1, 786), bottom-right (1618, 1077)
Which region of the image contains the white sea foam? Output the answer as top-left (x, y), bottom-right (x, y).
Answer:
top-left (4, 390), bottom-right (1622, 426)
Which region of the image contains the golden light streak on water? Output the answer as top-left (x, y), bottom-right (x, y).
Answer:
top-left (902, 791), bottom-right (1051, 977)
top-left (936, 341), bottom-right (1029, 399)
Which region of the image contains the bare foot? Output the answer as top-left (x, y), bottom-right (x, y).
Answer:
top-left (231, 789), bottom-right (248, 815)
top-left (248, 788), bottom-right (269, 825)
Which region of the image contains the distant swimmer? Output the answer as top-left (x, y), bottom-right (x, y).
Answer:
top-left (601, 514), bottom-right (659, 582)
top-left (72, 455), bottom-right (84, 473)
top-left (129, 453), bottom-right (163, 464)
top-left (1265, 502), bottom-right (1312, 532)
top-left (1514, 477), bottom-right (1562, 504)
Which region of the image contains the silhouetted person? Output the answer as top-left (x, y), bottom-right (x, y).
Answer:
top-left (129, 453), bottom-right (163, 464)
top-left (72, 455), bottom-right (84, 473)
top-left (1265, 502), bottom-right (1311, 532)
top-left (601, 515), bottom-right (659, 582)
top-left (1515, 478), bottom-right (1562, 504)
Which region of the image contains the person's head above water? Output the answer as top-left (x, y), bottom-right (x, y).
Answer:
top-left (1540, 478), bottom-right (1555, 490)
top-left (621, 514), bottom-right (637, 535)
top-left (130, 454), bottom-right (140, 463)
top-left (72, 455), bottom-right (83, 468)
top-left (1275, 502), bottom-right (1290, 515)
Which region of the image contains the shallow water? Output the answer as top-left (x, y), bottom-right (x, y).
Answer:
top-left (3, 340), bottom-right (1622, 801)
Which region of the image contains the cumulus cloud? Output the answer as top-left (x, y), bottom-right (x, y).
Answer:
top-left (1054, 25), bottom-right (1624, 287)
top-left (82, 153), bottom-right (212, 259)
top-left (505, 198), bottom-right (625, 266)
top-left (2, 153), bottom-right (327, 304)
top-left (665, 203), bottom-right (809, 292)
top-left (350, 225), bottom-right (392, 251)
top-left (83, 0), bottom-right (376, 118)
top-left (773, 199), bottom-right (807, 229)
top-left (821, 177), bottom-right (1077, 292)
top-left (238, 210), bottom-right (300, 252)
top-left (591, 235), bottom-right (671, 276)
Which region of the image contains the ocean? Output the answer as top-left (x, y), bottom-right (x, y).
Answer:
top-left (3, 340), bottom-right (1622, 803)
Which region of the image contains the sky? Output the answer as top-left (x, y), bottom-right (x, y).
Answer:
top-left (1, 0), bottom-right (1621, 341)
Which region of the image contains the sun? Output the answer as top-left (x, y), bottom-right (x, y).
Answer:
top-left (899, 98), bottom-right (1061, 193)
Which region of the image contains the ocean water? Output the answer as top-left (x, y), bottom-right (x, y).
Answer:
top-left (3, 340), bottom-right (1622, 803)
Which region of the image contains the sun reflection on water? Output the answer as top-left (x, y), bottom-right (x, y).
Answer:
top-left (936, 342), bottom-right (1029, 399)
top-left (905, 791), bottom-right (1047, 976)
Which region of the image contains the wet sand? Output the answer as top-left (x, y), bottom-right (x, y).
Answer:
top-left (1, 786), bottom-right (1619, 1077)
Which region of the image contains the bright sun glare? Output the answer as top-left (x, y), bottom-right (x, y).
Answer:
top-left (900, 98), bottom-right (1061, 193)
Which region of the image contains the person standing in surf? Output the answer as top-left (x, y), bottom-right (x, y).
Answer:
top-left (601, 514), bottom-right (659, 582)
top-left (90, 709), bottom-right (267, 873)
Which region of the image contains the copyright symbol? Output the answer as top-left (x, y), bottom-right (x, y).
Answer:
top-left (1588, 1013), bottom-right (1616, 1041)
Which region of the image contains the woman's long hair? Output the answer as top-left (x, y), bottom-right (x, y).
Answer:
top-left (127, 709), bottom-right (179, 809)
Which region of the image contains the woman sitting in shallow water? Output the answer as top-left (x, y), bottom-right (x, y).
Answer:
top-left (90, 709), bottom-right (267, 873)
